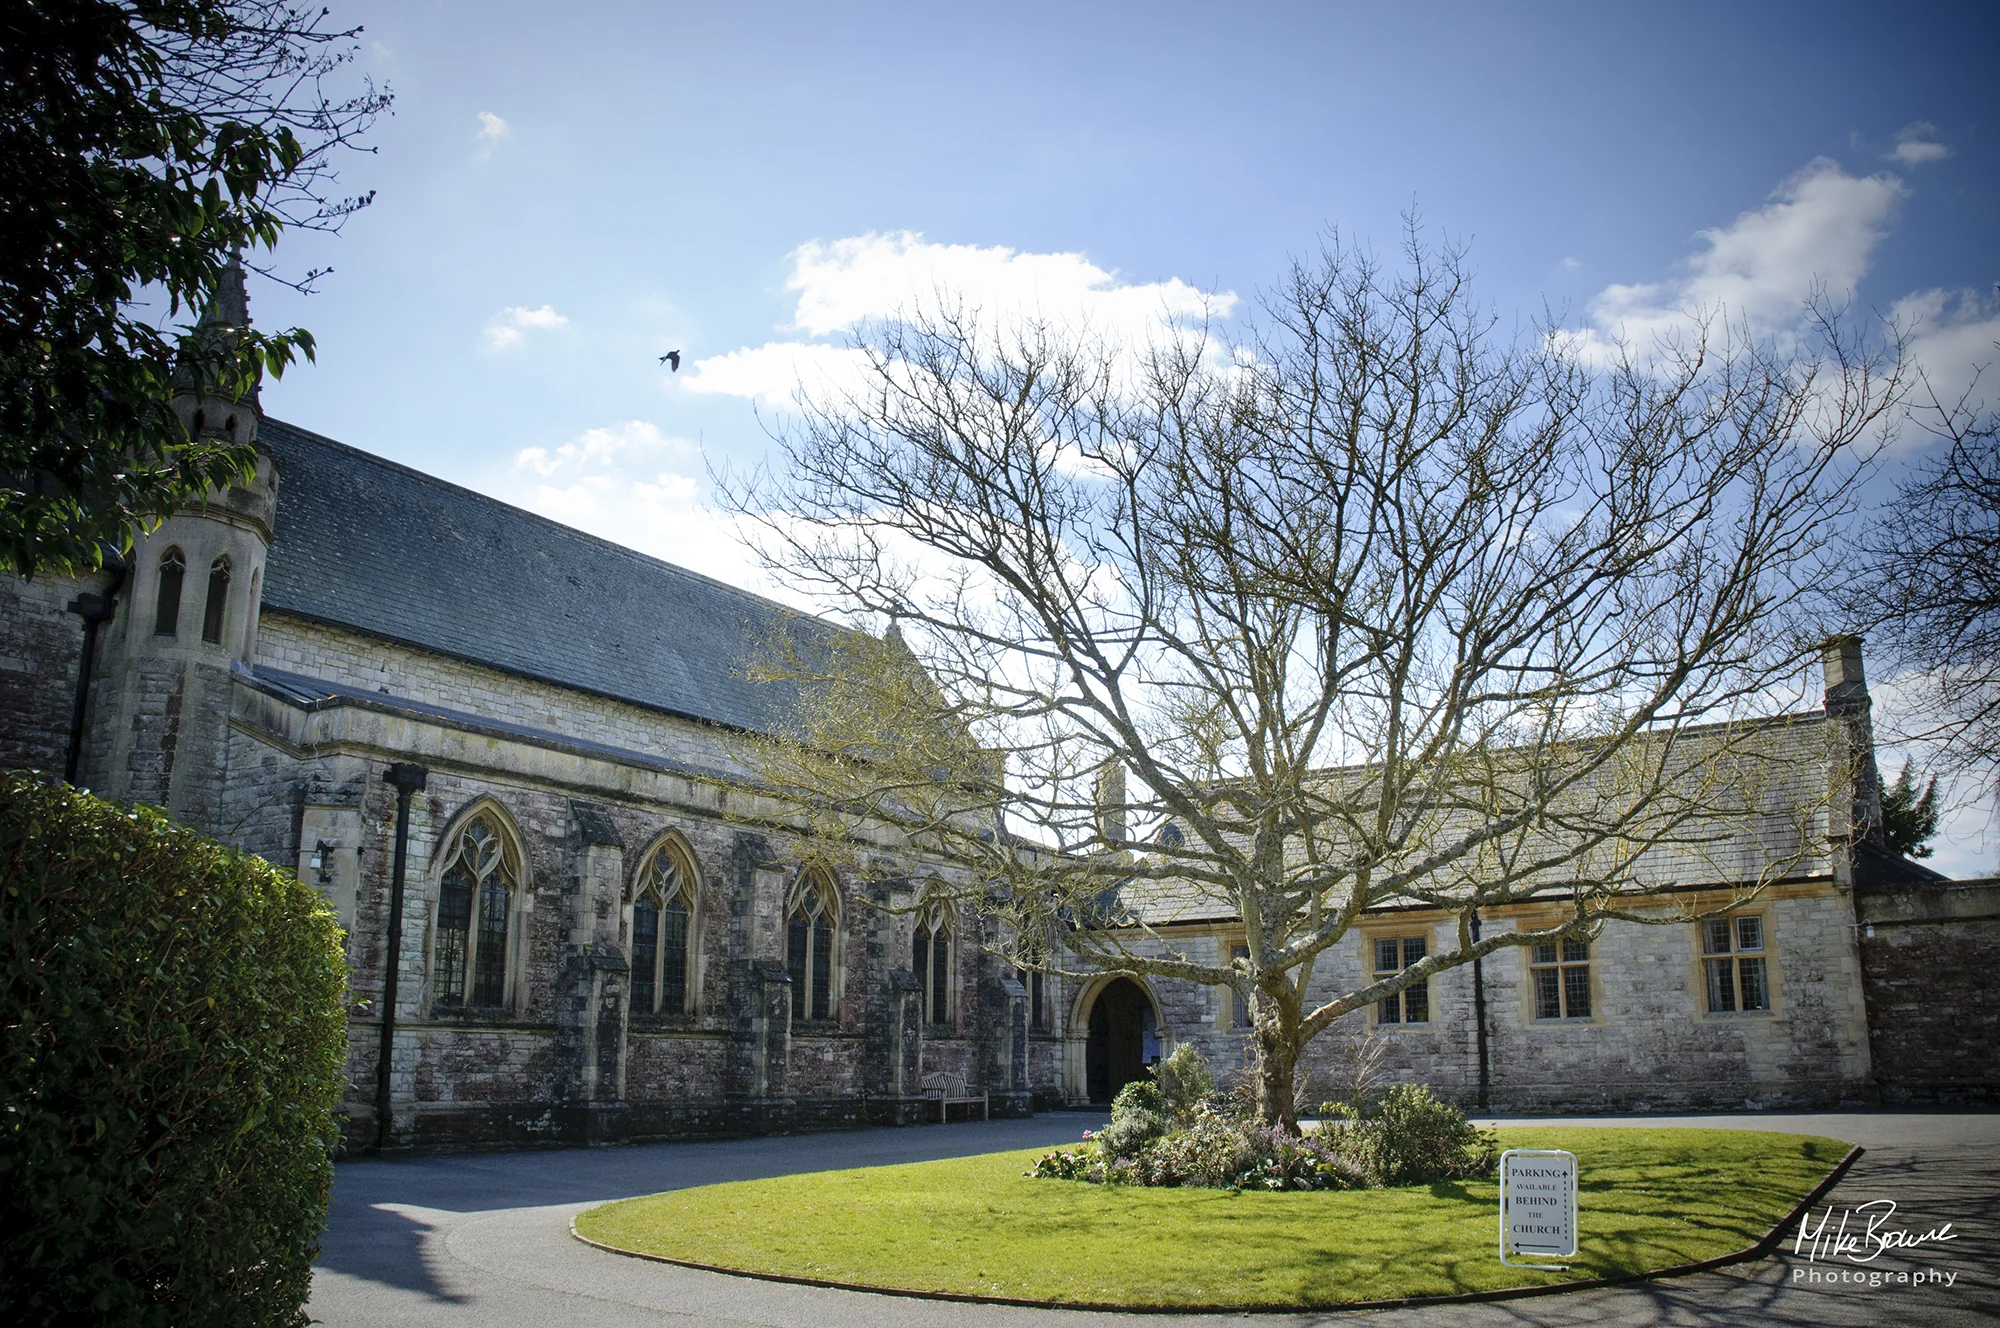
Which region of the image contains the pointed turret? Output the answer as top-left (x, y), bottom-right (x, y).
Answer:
top-left (172, 253), bottom-right (262, 447)
top-left (85, 254), bottom-right (277, 830)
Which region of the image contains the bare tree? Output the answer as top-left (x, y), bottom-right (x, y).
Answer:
top-left (725, 229), bottom-right (1903, 1130)
top-left (1860, 354), bottom-right (2000, 795)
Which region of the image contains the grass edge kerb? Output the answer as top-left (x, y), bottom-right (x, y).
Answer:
top-left (564, 1142), bottom-right (1864, 1315)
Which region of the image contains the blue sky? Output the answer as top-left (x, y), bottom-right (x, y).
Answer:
top-left (251, 0), bottom-right (2000, 868)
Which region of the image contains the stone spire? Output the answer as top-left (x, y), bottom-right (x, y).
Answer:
top-left (173, 253), bottom-right (261, 444)
top-left (202, 250), bottom-right (251, 334)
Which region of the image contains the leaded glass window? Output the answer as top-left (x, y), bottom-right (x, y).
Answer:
top-left (433, 811), bottom-right (520, 1009)
top-left (1702, 913), bottom-right (1771, 1014)
top-left (1373, 934), bottom-right (1429, 1024)
top-left (1015, 935), bottom-right (1049, 1032)
top-left (1530, 937), bottom-right (1593, 1019)
top-left (631, 894), bottom-right (659, 1014)
top-left (1231, 943), bottom-right (1252, 1027)
top-left (630, 838), bottom-right (697, 1016)
top-left (787, 871), bottom-right (837, 1022)
top-left (913, 901), bottom-right (953, 1028)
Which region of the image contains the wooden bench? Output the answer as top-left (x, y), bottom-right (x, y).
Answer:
top-left (919, 1071), bottom-right (988, 1123)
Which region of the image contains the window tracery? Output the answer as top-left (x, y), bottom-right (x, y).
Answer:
top-left (912, 899), bottom-right (954, 1028)
top-left (434, 810), bottom-right (521, 1009)
top-left (786, 869), bottom-right (838, 1022)
top-left (630, 837), bottom-right (697, 1016)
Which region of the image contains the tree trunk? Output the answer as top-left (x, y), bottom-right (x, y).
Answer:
top-left (1251, 981), bottom-right (1303, 1132)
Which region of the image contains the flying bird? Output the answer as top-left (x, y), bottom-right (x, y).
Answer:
top-left (659, 350), bottom-right (681, 371)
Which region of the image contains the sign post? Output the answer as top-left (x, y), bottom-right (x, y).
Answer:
top-left (1499, 1148), bottom-right (1577, 1269)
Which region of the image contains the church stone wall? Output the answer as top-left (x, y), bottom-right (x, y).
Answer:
top-left (254, 613), bottom-right (761, 780)
top-left (0, 570), bottom-right (102, 774)
top-left (1059, 883), bottom-right (1872, 1113)
top-left (209, 704), bottom-right (1014, 1150)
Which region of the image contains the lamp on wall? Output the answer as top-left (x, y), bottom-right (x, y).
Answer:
top-left (310, 840), bottom-right (336, 885)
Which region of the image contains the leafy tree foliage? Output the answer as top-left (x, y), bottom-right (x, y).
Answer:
top-left (1882, 759), bottom-right (1941, 859)
top-left (0, 773), bottom-right (348, 1327)
top-left (0, 0), bottom-right (389, 574)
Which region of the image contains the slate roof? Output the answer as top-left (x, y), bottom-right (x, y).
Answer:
top-left (256, 418), bottom-right (830, 736)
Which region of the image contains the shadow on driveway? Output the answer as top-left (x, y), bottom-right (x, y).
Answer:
top-left (315, 1113), bottom-right (1104, 1303)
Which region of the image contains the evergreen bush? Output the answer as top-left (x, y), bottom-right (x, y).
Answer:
top-left (1154, 1043), bottom-right (1216, 1122)
top-left (1095, 1079), bottom-right (1167, 1160)
top-left (1338, 1083), bottom-right (1498, 1186)
top-left (0, 774), bottom-right (348, 1327)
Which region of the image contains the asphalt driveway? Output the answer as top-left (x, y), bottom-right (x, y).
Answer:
top-left (308, 1111), bottom-right (1998, 1327)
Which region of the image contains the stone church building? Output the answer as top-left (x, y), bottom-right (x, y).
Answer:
top-left (4, 397), bottom-right (1994, 1148)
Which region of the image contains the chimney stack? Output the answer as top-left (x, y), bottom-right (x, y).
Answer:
top-left (1821, 635), bottom-right (1885, 859)
top-left (1095, 763), bottom-right (1127, 848)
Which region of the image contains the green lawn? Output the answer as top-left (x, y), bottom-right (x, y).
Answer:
top-left (573, 1127), bottom-right (1849, 1309)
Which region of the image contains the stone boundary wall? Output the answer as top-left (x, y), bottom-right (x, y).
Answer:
top-left (1858, 877), bottom-right (2000, 1105)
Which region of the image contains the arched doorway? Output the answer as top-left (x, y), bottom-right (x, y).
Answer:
top-left (1085, 978), bottom-right (1158, 1103)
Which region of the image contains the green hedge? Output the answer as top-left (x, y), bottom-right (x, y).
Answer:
top-left (0, 774), bottom-right (348, 1327)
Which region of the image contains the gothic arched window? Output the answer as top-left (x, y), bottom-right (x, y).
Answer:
top-left (786, 869), bottom-right (838, 1023)
top-left (434, 809), bottom-right (522, 1009)
top-left (201, 554), bottom-right (232, 644)
top-left (630, 836), bottom-right (698, 1016)
top-left (912, 899), bottom-right (953, 1028)
top-left (154, 548), bottom-right (185, 637)
top-left (1015, 933), bottom-right (1049, 1033)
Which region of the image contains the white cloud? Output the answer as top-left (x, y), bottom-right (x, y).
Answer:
top-left (495, 419), bottom-right (1054, 623)
top-left (1891, 287), bottom-right (2000, 429)
top-left (476, 111), bottom-right (510, 143)
top-left (480, 304), bottom-right (569, 353)
top-left (685, 342), bottom-right (875, 410)
top-left (514, 419), bottom-right (691, 478)
top-left (687, 231), bottom-right (1234, 408)
top-left (1888, 121), bottom-right (1952, 167)
top-left (1581, 158), bottom-right (1905, 356)
top-left (786, 232), bottom-right (1225, 338)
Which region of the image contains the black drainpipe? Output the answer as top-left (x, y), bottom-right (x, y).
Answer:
top-left (1470, 908), bottom-right (1491, 1112)
top-left (63, 564), bottom-right (126, 785)
top-left (376, 762), bottom-right (428, 1151)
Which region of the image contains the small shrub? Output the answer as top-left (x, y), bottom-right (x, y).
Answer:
top-left (0, 775), bottom-right (349, 1328)
top-left (1338, 1083), bottom-right (1498, 1186)
top-left (1026, 1146), bottom-right (1098, 1181)
top-left (1155, 1044), bottom-right (1215, 1123)
top-left (1143, 1102), bottom-right (1255, 1187)
top-left (1096, 1080), bottom-right (1167, 1160)
top-left (1235, 1124), bottom-right (1368, 1192)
